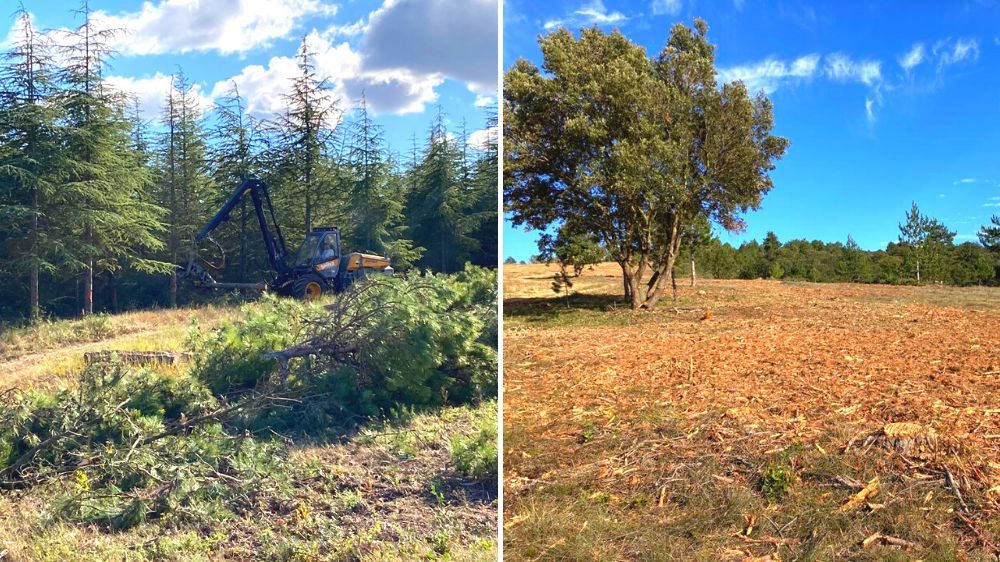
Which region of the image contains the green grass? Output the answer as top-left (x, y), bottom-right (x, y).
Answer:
top-left (451, 403), bottom-right (498, 486)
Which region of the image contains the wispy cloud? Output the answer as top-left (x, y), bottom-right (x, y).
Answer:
top-left (824, 53), bottom-right (881, 86)
top-left (934, 37), bottom-right (979, 67)
top-left (898, 43), bottom-right (925, 71)
top-left (954, 178), bottom-right (983, 185)
top-left (651, 0), bottom-right (682, 16)
top-left (543, 0), bottom-right (627, 30)
top-left (721, 34), bottom-right (983, 127)
top-left (717, 54), bottom-right (820, 94)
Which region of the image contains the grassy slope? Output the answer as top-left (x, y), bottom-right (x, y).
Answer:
top-left (504, 262), bottom-right (999, 561)
top-left (0, 305), bottom-right (497, 561)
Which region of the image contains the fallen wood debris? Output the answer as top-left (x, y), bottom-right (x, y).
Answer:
top-left (836, 477), bottom-right (880, 514)
top-left (83, 350), bottom-right (192, 365)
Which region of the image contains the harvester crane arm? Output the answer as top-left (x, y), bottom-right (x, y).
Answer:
top-left (197, 179), bottom-right (290, 274)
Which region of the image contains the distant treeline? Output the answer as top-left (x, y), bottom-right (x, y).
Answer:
top-left (521, 203), bottom-right (1000, 288)
top-left (0, 4), bottom-right (498, 322)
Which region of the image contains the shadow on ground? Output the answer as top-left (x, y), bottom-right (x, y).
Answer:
top-left (504, 294), bottom-right (627, 321)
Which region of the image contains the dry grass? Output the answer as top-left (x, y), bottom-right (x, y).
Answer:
top-left (504, 262), bottom-right (1000, 560)
top-left (0, 306), bottom-right (237, 390)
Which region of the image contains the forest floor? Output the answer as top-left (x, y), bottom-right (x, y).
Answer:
top-left (504, 262), bottom-right (999, 561)
top-left (0, 305), bottom-right (497, 561)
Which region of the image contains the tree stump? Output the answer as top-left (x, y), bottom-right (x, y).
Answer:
top-left (867, 422), bottom-right (937, 455)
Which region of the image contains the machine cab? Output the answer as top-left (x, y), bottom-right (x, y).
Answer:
top-left (292, 228), bottom-right (342, 277)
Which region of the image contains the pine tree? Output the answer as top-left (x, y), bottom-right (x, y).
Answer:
top-left (978, 215), bottom-right (1000, 251)
top-left (0, 6), bottom-right (66, 320)
top-left (59, 0), bottom-right (166, 315)
top-left (407, 108), bottom-right (477, 273)
top-left (342, 94), bottom-right (422, 267)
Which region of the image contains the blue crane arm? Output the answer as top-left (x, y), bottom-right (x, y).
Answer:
top-left (196, 179), bottom-right (290, 275)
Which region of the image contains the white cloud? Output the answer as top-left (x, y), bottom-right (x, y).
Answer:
top-left (474, 94), bottom-right (496, 107)
top-left (206, 31), bottom-right (443, 119)
top-left (824, 53), bottom-right (881, 86)
top-left (955, 178), bottom-right (979, 184)
top-left (898, 43), bottom-right (924, 71)
top-left (864, 97), bottom-right (875, 123)
top-left (718, 54), bottom-right (819, 94)
top-left (468, 125), bottom-right (498, 150)
top-left (324, 18), bottom-right (367, 40)
top-left (651, 0), bottom-right (682, 17)
top-left (342, 70), bottom-right (442, 115)
top-left (544, 0), bottom-right (627, 30)
top-left (92, 0), bottom-right (336, 56)
top-left (934, 37), bottom-right (979, 67)
top-left (361, 0), bottom-right (498, 94)
top-left (105, 73), bottom-right (213, 119)
top-left (984, 202), bottom-right (1000, 208)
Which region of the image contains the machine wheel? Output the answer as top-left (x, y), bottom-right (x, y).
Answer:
top-left (292, 274), bottom-right (325, 300)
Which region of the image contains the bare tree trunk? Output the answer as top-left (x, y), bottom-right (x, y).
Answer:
top-left (29, 193), bottom-right (39, 322)
top-left (83, 226), bottom-right (93, 316)
top-left (690, 258), bottom-right (696, 287)
top-left (110, 272), bottom-right (119, 313)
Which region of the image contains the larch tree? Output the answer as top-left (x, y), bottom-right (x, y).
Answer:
top-left (58, 0), bottom-right (166, 315)
top-left (0, 6), bottom-right (66, 321)
top-left (504, 21), bottom-right (787, 309)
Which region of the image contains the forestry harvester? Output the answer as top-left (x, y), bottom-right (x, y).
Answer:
top-left (179, 178), bottom-right (392, 299)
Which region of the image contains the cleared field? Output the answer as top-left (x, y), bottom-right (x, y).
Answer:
top-left (504, 262), bottom-right (999, 560)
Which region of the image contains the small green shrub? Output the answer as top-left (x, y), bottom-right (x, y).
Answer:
top-left (760, 443), bottom-right (802, 501)
top-left (451, 404), bottom-right (498, 486)
top-left (761, 462), bottom-right (795, 501)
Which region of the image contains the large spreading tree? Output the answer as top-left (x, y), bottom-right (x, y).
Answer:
top-left (504, 20), bottom-right (787, 309)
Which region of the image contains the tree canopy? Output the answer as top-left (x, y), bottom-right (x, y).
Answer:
top-left (504, 20), bottom-right (787, 309)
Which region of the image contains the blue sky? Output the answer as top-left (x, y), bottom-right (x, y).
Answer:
top-left (6, 0), bottom-right (498, 158)
top-left (503, 0), bottom-right (1000, 260)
